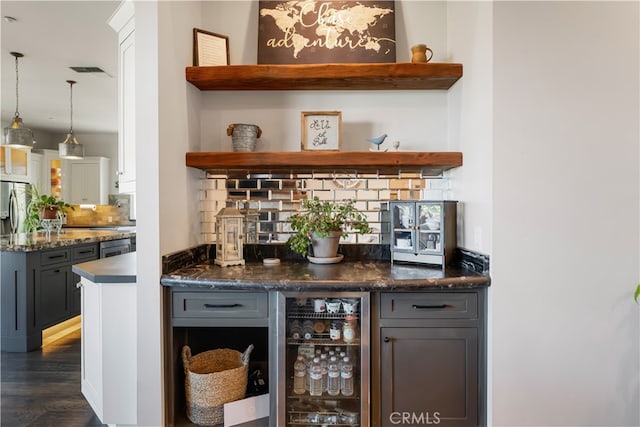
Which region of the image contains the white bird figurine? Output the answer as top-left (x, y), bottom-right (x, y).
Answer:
top-left (367, 133), bottom-right (388, 151)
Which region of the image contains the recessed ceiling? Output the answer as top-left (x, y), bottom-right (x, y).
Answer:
top-left (1, 1), bottom-right (120, 134)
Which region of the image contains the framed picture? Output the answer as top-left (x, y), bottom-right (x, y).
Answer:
top-left (193, 28), bottom-right (229, 66)
top-left (301, 111), bottom-right (342, 151)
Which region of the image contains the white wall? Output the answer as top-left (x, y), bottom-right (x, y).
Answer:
top-left (135, 1), bottom-right (203, 425)
top-left (492, 2), bottom-right (639, 426)
top-left (134, 1), bottom-right (161, 425)
top-left (199, 1), bottom-right (451, 154)
top-left (447, 2), bottom-right (493, 254)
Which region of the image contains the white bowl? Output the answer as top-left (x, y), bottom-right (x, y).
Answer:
top-left (425, 220), bottom-right (440, 230)
top-left (396, 239), bottom-right (412, 248)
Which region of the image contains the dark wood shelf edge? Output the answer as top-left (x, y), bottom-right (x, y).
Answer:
top-left (185, 151), bottom-right (463, 176)
top-left (186, 63), bottom-right (462, 91)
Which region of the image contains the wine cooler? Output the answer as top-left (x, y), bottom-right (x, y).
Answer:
top-left (272, 291), bottom-right (370, 426)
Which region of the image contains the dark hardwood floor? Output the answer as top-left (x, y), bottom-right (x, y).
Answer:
top-left (1, 329), bottom-right (105, 427)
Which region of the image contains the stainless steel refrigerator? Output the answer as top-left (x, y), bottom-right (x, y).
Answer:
top-left (0, 181), bottom-right (32, 234)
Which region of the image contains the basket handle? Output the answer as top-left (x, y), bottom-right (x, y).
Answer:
top-left (181, 345), bottom-right (192, 373)
top-left (256, 127), bottom-right (262, 138)
top-left (242, 344), bottom-right (254, 366)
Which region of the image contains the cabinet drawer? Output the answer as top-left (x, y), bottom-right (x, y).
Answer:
top-left (40, 248), bottom-right (71, 267)
top-left (380, 292), bottom-right (477, 319)
top-left (173, 292), bottom-right (268, 319)
top-left (72, 244), bottom-right (99, 262)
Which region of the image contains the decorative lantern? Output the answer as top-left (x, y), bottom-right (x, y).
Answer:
top-left (215, 207), bottom-right (245, 267)
top-left (239, 201), bottom-right (259, 244)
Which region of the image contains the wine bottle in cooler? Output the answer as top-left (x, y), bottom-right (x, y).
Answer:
top-left (293, 356), bottom-right (306, 394)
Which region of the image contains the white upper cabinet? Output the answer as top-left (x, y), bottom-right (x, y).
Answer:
top-left (66, 157), bottom-right (110, 205)
top-left (1, 146), bottom-right (32, 183)
top-left (108, 1), bottom-right (136, 194)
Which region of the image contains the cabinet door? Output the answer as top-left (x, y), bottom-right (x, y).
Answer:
top-left (118, 28), bottom-right (136, 194)
top-left (69, 162), bottom-right (100, 204)
top-left (39, 265), bottom-right (72, 328)
top-left (379, 327), bottom-right (478, 427)
top-left (1, 146), bottom-right (32, 183)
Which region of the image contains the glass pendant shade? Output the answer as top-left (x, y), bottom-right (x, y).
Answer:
top-left (59, 80), bottom-right (84, 159)
top-left (58, 134), bottom-right (84, 159)
top-left (3, 52), bottom-right (34, 148)
top-left (4, 117), bottom-right (34, 148)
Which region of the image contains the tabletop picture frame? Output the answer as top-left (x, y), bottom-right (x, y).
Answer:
top-left (301, 111), bottom-right (342, 151)
top-left (193, 28), bottom-right (230, 66)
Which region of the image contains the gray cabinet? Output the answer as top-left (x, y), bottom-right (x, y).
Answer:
top-left (39, 264), bottom-right (73, 328)
top-left (0, 242), bottom-right (99, 352)
top-left (166, 289), bottom-right (270, 425)
top-left (372, 290), bottom-right (486, 427)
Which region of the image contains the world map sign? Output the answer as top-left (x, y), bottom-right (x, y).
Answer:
top-left (258, 1), bottom-right (396, 64)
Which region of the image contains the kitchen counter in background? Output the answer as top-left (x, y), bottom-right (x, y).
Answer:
top-left (0, 228), bottom-right (136, 252)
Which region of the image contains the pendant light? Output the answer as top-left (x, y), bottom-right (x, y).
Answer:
top-left (3, 52), bottom-right (35, 148)
top-left (58, 80), bottom-right (84, 159)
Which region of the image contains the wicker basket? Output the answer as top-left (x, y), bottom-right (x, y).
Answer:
top-left (182, 344), bottom-right (253, 426)
top-left (226, 124), bottom-right (262, 152)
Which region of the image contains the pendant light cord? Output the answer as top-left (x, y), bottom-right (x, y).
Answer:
top-left (13, 54), bottom-right (20, 118)
top-left (68, 81), bottom-right (74, 135)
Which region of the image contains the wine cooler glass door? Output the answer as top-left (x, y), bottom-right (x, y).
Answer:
top-left (275, 291), bottom-right (369, 427)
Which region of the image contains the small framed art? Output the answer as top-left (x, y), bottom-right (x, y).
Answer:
top-left (301, 111), bottom-right (342, 151)
top-left (193, 28), bottom-right (229, 66)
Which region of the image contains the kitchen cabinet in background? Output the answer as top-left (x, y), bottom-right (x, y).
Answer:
top-left (33, 149), bottom-right (64, 199)
top-left (1, 146), bottom-right (32, 183)
top-left (66, 157), bottom-right (110, 205)
top-left (109, 1), bottom-right (136, 195)
top-left (0, 243), bottom-right (98, 352)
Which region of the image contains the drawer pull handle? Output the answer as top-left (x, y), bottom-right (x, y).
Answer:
top-left (204, 303), bottom-right (242, 309)
top-left (383, 336), bottom-right (390, 343)
top-left (47, 254), bottom-right (66, 260)
top-left (78, 250), bottom-right (94, 254)
top-left (412, 304), bottom-right (451, 310)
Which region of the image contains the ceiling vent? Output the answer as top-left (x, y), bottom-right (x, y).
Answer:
top-left (70, 66), bottom-right (105, 73)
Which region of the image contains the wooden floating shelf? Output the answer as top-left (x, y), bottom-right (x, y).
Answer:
top-left (185, 151), bottom-right (463, 176)
top-left (185, 63), bottom-right (463, 91)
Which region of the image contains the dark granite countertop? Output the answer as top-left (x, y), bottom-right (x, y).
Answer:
top-left (0, 229), bottom-right (136, 252)
top-left (160, 260), bottom-right (490, 292)
top-left (73, 252), bottom-right (136, 284)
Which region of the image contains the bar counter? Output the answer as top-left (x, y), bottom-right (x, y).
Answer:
top-left (161, 259), bottom-right (490, 292)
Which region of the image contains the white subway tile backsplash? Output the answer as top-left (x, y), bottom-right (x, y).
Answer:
top-left (335, 190), bottom-right (357, 200)
top-left (199, 173), bottom-right (439, 244)
top-left (368, 179), bottom-right (390, 189)
top-left (356, 190), bottom-right (379, 200)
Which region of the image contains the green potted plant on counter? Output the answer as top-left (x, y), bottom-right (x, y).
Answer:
top-left (25, 188), bottom-right (74, 232)
top-left (286, 196), bottom-right (371, 263)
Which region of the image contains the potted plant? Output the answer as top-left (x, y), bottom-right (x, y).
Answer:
top-left (286, 197), bottom-right (371, 260)
top-left (24, 188), bottom-right (74, 232)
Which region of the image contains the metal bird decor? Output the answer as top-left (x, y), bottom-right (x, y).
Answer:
top-left (367, 134), bottom-right (388, 151)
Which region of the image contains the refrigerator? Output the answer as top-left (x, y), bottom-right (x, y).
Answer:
top-left (0, 181), bottom-right (32, 234)
top-left (272, 291), bottom-right (369, 426)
